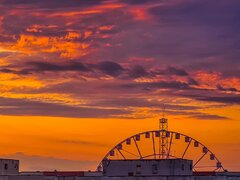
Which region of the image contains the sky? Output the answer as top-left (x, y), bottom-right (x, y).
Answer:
top-left (0, 0), bottom-right (240, 171)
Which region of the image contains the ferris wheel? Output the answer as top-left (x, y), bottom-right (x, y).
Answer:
top-left (98, 117), bottom-right (224, 172)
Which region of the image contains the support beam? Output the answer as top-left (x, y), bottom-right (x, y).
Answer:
top-left (117, 149), bottom-right (126, 160)
top-left (167, 132), bottom-right (173, 159)
top-left (182, 139), bottom-right (192, 159)
top-left (159, 131), bottom-right (161, 159)
top-left (152, 132), bottom-right (156, 159)
top-left (193, 150), bottom-right (208, 168)
top-left (133, 137), bottom-right (143, 159)
top-left (121, 148), bottom-right (138, 157)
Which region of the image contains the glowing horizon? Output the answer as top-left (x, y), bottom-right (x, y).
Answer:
top-left (0, 0), bottom-right (239, 172)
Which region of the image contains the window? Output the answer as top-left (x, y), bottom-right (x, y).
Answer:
top-left (4, 164), bottom-right (8, 170)
top-left (136, 165), bottom-right (141, 174)
top-left (190, 163), bottom-right (192, 170)
top-left (181, 164), bottom-right (185, 171)
top-left (128, 172), bottom-right (134, 176)
top-left (152, 164), bottom-right (158, 174)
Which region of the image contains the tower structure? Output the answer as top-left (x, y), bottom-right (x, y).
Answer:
top-left (159, 106), bottom-right (168, 159)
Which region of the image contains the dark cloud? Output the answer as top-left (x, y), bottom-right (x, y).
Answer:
top-left (25, 61), bottom-right (89, 73)
top-left (165, 67), bottom-right (188, 76)
top-left (94, 98), bottom-right (201, 111)
top-left (120, 0), bottom-right (149, 5)
top-left (0, 68), bottom-right (17, 73)
top-left (216, 84), bottom-right (238, 92)
top-left (0, 97), bottom-right (130, 118)
top-left (187, 78), bottom-right (199, 86)
top-left (2, 61), bottom-right (150, 80)
top-left (196, 96), bottom-right (240, 104)
top-left (97, 61), bottom-right (124, 77)
top-left (121, 81), bottom-right (191, 91)
top-left (91, 97), bottom-right (229, 120)
top-left (152, 67), bottom-right (189, 76)
top-left (189, 114), bottom-right (229, 120)
top-left (128, 65), bottom-right (148, 78)
top-left (0, 61), bottom-right (90, 75)
top-left (159, 109), bottom-right (229, 120)
top-left (2, 61), bottom-right (126, 77)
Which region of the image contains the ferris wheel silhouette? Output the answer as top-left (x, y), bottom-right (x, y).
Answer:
top-left (98, 112), bottom-right (224, 172)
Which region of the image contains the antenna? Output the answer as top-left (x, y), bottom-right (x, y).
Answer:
top-left (159, 104), bottom-right (168, 131)
top-left (159, 104), bottom-right (168, 159)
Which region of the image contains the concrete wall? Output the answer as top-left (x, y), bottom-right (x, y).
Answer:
top-left (102, 159), bottom-right (193, 177)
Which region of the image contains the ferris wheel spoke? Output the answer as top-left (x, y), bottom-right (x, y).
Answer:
top-left (133, 137), bottom-right (143, 159)
top-left (167, 132), bottom-right (173, 159)
top-left (158, 132), bottom-right (161, 159)
top-left (116, 148), bottom-right (126, 160)
top-left (182, 139), bottom-right (192, 159)
top-left (151, 132), bottom-right (156, 159)
top-left (121, 148), bottom-right (138, 157)
top-left (193, 150), bottom-right (208, 168)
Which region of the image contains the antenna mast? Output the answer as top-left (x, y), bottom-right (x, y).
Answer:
top-left (159, 104), bottom-right (168, 159)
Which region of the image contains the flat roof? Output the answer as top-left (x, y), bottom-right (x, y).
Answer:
top-left (104, 158), bottom-right (192, 161)
top-left (0, 158), bottom-right (19, 161)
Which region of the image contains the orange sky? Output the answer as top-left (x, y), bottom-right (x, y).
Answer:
top-left (0, 109), bottom-right (240, 171)
top-left (0, 0), bottom-right (239, 172)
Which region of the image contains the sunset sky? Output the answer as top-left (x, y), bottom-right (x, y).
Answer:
top-left (0, 0), bottom-right (240, 171)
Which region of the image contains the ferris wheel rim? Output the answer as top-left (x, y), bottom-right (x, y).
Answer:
top-left (98, 130), bottom-right (224, 171)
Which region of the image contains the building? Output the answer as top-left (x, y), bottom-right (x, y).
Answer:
top-left (102, 159), bottom-right (193, 177)
top-left (0, 159), bottom-right (19, 175)
top-left (0, 158), bottom-right (239, 180)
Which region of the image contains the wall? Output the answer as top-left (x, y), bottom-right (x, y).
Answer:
top-left (0, 175), bottom-right (240, 180)
top-left (0, 159), bottom-right (19, 175)
top-left (102, 159), bottom-right (193, 177)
